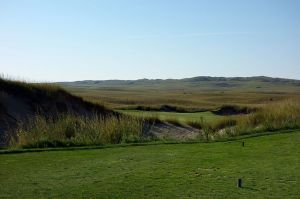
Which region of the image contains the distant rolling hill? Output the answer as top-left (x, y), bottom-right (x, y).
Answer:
top-left (59, 76), bottom-right (300, 92)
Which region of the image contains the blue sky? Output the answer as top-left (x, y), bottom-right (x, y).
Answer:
top-left (0, 0), bottom-right (299, 81)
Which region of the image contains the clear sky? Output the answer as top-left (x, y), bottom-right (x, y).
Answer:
top-left (0, 0), bottom-right (299, 81)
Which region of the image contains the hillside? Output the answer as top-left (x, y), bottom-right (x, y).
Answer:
top-left (0, 78), bottom-right (199, 148)
top-left (0, 78), bottom-right (114, 146)
top-left (59, 76), bottom-right (300, 92)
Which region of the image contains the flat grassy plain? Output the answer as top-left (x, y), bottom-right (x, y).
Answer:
top-left (60, 77), bottom-right (300, 110)
top-left (1, 131), bottom-right (299, 198)
top-left (63, 87), bottom-right (300, 110)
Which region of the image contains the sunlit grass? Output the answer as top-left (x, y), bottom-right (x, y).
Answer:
top-left (61, 83), bottom-right (300, 110)
top-left (118, 110), bottom-right (226, 124)
top-left (10, 114), bottom-right (148, 148)
top-left (1, 132), bottom-right (299, 198)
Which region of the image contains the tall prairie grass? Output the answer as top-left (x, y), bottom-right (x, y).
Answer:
top-left (187, 99), bottom-right (300, 141)
top-left (10, 114), bottom-right (147, 148)
top-left (0, 75), bottom-right (61, 92)
top-left (230, 98), bottom-right (300, 135)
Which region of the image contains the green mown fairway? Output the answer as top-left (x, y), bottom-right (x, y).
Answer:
top-left (118, 110), bottom-right (225, 123)
top-left (1, 132), bottom-right (299, 198)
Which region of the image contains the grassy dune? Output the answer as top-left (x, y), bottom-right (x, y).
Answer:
top-left (1, 131), bottom-right (299, 198)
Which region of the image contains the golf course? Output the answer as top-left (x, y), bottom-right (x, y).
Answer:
top-left (1, 131), bottom-right (299, 198)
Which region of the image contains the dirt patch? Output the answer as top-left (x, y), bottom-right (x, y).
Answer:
top-left (149, 122), bottom-right (201, 141)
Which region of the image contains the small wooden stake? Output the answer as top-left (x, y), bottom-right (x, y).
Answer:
top-left (242, 141), bottom-right (245, 147)
top-left (237, 179), bottom-right (242, 188)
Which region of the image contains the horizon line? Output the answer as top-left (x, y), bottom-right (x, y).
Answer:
top-left (57, 75), bottom-right (300, 83)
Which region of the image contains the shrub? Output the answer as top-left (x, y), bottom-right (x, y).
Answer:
top-left (212, 118), bottom-right (237, 131)
top-left (187, 117), bottom-right (205, 129)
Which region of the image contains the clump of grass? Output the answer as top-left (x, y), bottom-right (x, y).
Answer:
top-left (10, 114), bottom-right (147, 148)
top-left (187, 117), bottom-right (206, 129)
top-left (188, 117), bottom-right (238, 141)
top-left (187, 117), bottom-right (209, 141)
top-left (187, 116), bottom-right (237, 131)
top-left (227, 99), bottom-right (300, 136)
top-left (213, 118), bottom-right (237, 131)
top-left (0, 76), bottom-right (62, 98)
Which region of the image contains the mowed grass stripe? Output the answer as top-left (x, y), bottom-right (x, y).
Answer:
top-left (118, 110), bottom-right (226, 123)
top-left (1, 131), bottom-right (299, 198)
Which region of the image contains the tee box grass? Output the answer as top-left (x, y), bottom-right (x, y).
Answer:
top-left (1, 131), bottom-right (299, 198)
